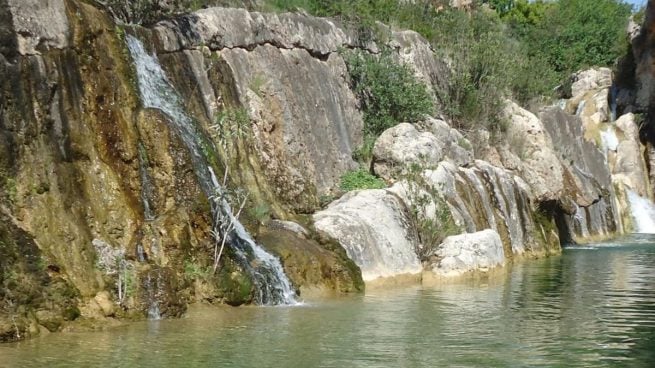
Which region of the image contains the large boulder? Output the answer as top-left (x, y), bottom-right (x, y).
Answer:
top-left (503, 101), bottom-right (564, 202)
top-left (313, 189), bottom-right (422, 282)
top-left (373, 119), bottom-right (473, 181)
top-left (373, 123), bottom-right (444, 181)
top-left (570, 67), bottom-right (612, 99)
top-left (428, 229), bottom-right (505, 277)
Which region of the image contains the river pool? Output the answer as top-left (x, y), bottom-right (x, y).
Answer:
top-left (2, 235), bottom-right (655, 367)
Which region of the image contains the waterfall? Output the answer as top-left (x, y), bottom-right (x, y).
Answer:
top-left (627, 190), bottom-right (655, 234)
top-left (126, 35), bottom-right (297, 305)
top-left (600, 127), bottom-right (619, 154)
top-left (610, 85), bottom-right (618, 122)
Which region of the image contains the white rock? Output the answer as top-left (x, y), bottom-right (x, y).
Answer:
top-left (430, 229), bottom-right (505, 277)
top-left (570, 68), bottom-right (612, 98)
top-left (313, 189), bottom-right (422, 281)
top-left (504, 101), bottom-right (564, 202)
top-left (373, 123), bottom-right (444, 181)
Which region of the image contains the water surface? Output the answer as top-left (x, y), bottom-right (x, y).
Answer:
top-left (2, 235), bottom-right (655, 367)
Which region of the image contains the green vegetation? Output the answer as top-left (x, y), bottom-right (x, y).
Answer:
top-left (402, 164), bottom-right (460, 259)
top-left (183, 260), bottom-right (211, 280)
top-left (490, 0), bottom-right (632, 75)
top-left (212, 107), bottom-right (251, 148)
top-left (270, 0), bottom-right (633, 132)
top-left (344, 49), bottom-right (434, 137)
top-left (339, 169), bottom-right (387, 192)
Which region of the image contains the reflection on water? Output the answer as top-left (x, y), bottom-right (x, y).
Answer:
top-left (1, 235), bottom-right (655, 367)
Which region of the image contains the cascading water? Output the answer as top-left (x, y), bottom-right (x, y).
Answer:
top-left (627, 190), bottom-right (655, 234)
top-left (600, 127), bottom-right (619, 154)
top-left (126, 35), bottom-right (297, 305)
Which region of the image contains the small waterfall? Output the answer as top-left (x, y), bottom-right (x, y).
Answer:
top-left (600, 127), bottom-right (619, 154)
top-left (627, 190), bottom-right (655, 234)
top-left (138, 143), bottom-right (155, 221)
top-left (126, 35), bottom-right (296, 305)
top-left (575, 100), bottom-right (587, 116)
top-left (610, 85), bottom-right (618, 122)
top-left (145, 271), bottom-right (162, 320)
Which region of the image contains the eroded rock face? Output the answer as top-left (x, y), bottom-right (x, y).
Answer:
top-left (540, 107), bottom-right (622, 239)
top-left (313, 190), bottom-right (422, 282)
top-left (428, 229), bottom-right (504, 277)
top-left (154, 7), bottom-right (364, 55)
top-left (220, 45), bottom-right (362, 211)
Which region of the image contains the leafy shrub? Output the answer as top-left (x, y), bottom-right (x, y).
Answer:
top-left (344, 49), bottom-right (433, 137)
top-left (340, 169), bottom-right (386, 192)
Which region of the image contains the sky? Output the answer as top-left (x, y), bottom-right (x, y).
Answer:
top-left (626, 0), bottom-right (647, 8)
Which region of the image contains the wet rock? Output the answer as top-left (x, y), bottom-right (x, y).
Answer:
top-left (268, 220), bottom-right (310, 239)
top-left (257, 226), bottom-right (364, 295)
top-left (313, 189), bottom-right (422, 282)
top-left (93, 291), bottom-right (115, 317)
top-left (428, 229), bottom-right (505, 277)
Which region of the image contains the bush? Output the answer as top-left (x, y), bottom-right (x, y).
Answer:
top-left (340, 169), bottom-right (387, 192)
top-left (490, 0), bottom-right (632, 77)
top-left (344, 49), bottom-right (433, 137)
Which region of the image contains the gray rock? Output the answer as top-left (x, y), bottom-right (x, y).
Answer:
top-left (313, 189), bottom-right (422, 282)
top-left (220, 45), bottom-right (362, 211)
top-left (154, 7), bottom-right (361, 55)
top-left (268, 220), bottom-right (310, 239)
top-left (570, 68), bottom-right (612, 99)
top-left (373, 123), bottom-right (444, 181)
top-left (390, 30), bottom-right (449, 98)
top-left (418, 117), bottom-right (473, 166)
top-left (0, 0), bottom-right (70, 56)
top-left (504, 101), bottom-right (564, 202)
top-left (429, 229), bottom-right (504, 277)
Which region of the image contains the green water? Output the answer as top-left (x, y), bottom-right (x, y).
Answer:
top-left (2, 235), bottom-right (655, 367)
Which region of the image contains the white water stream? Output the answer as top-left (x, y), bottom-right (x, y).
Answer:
top-left (126, 35), bottom-right (296, 306)
top-left (627, 190), bottom-right (655, 234)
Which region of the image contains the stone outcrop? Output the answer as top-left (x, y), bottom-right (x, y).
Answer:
top-left (503, 101), bottom-right (564, 203)
top-left (428, 229), bottom-right (504, 277)
top-left (313, 190), bottom-right (422, 282)
top-left (372, 118), bottom-right (473, 182)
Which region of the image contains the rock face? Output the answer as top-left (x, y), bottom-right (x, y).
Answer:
top-left (313, 190), bottom-right (423, 282)
top-left (429, 230), bottom-right (504, 277)
top-left (0, 0), bottom-right (70, 57)
top-left (503, 101), bottom-right (564, 202)
top-left (152, 7), bottom-right (370, 212)
top-left (0, 1), bottom-right (369, 341)
top-left (540, 107), bottom-right (621, 239)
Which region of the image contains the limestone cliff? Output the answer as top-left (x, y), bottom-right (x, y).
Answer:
top-left (0, 0), bottom-right (651, 343)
